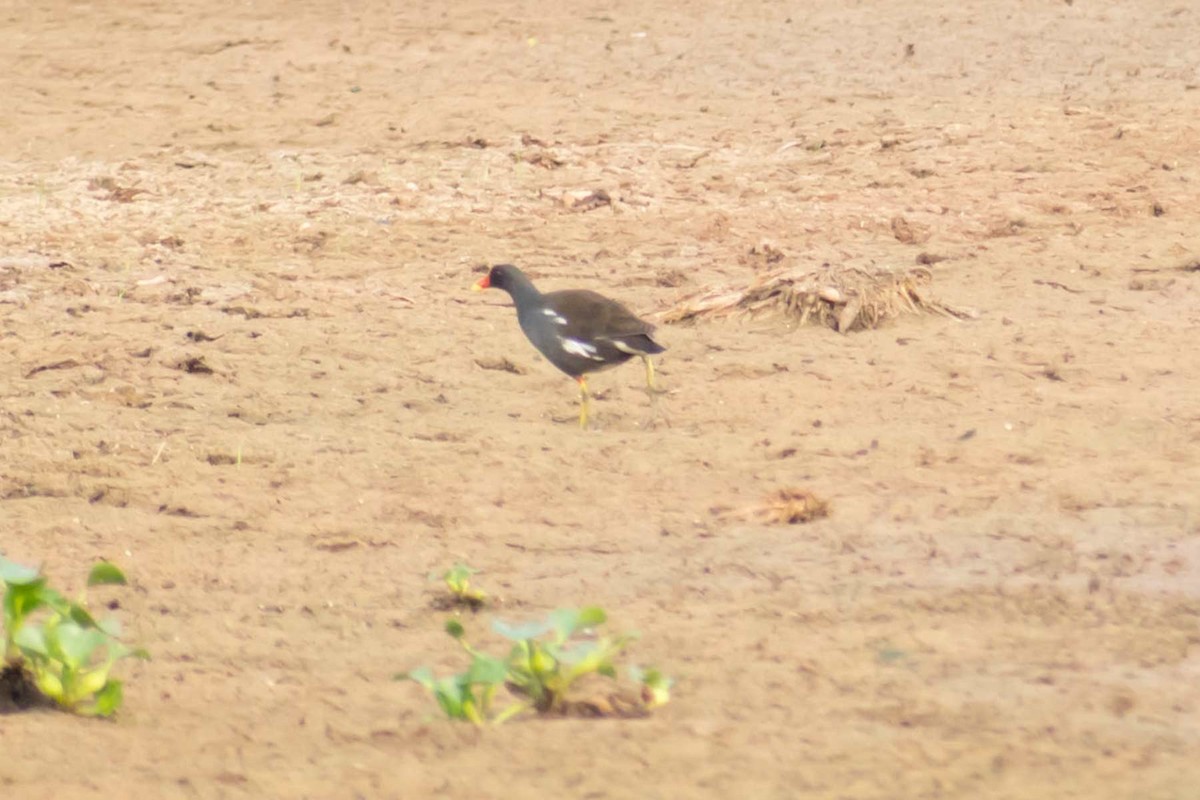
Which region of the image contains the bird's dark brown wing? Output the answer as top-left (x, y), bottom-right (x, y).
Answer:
top-left (521, 288), bottom-right (665, 375)
top-left (544, 289), bottom-right (657, 339)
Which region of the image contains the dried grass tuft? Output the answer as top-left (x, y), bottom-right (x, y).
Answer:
top-left (759, 488), bottom-right (831, 524)
top-left (661, 263), bottom-right (974, 332)
top-left (713, 488), bottom-right (831, 526)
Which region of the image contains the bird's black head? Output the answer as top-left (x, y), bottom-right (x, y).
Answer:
top-left (472, 263), bottom-right (532, 294)
top-left (472, 263), bottom-right (516, 292)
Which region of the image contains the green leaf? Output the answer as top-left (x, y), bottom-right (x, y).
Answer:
top-left (549, 606), bottom-right (606, 640)
top-left (0, 556), bottom-right (42, 586)
top-left (402, 667), bottom-right (476, 720)
top-left (492, 617), bottom-right (552, 641)
top-left (445, 563), bottom-right (475, 583)
top-left (398, 666), bottom-right (436, 689)
top-left (93, 679), bottom-right (124, 717)
top-left (3, 581), bottom-right (47, 628)
top-left (76, 664), bottom-right (114, 699)
top-left (529, 643), bottom-right (557, 677)
top-left (504, 641), bottom-right (532, 677)
top-left (445, 619), bottom-right (466, 639)
top-left (576, 606), bottom-right (607, 629)
top-left (13, 625), bottom-right (49, 657)
top-left (548, 608), bottom-right (577, 640)
top-left (433, 675), bottom-right (468, 719)
top-left (66, 602), bottom-right (100, 629)
top-left (465, 653), bottom-right (508, 686)
top-left (53, 621), bottom-right (109, 669)
top-left (33, 666), bottom-right (64, 701)
top-left (460, 693), bottom-right (484, 725)
top-left (555, 639), bottom-right (599, 666)
top-left (87, 562), bottom-right (127, 588)
top-left (502, 643), bottom-right (538, 690)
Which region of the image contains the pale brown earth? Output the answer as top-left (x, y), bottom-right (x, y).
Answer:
top-left (2, 1), bottom-right (1199, 798)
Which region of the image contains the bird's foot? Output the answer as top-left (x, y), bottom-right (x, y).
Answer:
top-left (640, 387), bottom-right (670, 429)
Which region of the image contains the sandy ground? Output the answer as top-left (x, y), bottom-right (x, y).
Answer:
top-left (2, 0), bottom-right (1199, 797)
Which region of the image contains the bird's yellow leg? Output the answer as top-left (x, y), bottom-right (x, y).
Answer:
top-left (577, 376), bottom-right (591, 429)
top-left (642, 356), bottom-right (660, 393)
top-left (641, 356), bottom-right (669, 428)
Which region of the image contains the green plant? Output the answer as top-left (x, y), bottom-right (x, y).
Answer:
top-left (435, 563), bottom-right (487, 610)
top-left (401, 634), bottom-right (512, 725)
top-left (1, 555), bottom-right (148, 717)
top-left (398, 606), bottom-right (670, 725)
top-left (493, 607), bottom-right (627, 714)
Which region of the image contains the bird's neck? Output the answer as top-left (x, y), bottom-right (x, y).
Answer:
top-left (503, 274), bottom-right (543, 310)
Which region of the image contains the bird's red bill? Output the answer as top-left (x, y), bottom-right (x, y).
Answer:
top-left (472, 274), bottom-right (490, 292)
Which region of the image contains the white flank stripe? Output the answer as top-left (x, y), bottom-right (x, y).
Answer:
top-left (541, 308), bottom-right (568, 325)
top-left (561, 337), bottom-right (605, 361)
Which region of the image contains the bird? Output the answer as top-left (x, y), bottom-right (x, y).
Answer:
top-left (472, 264), bottom-right (666, 428)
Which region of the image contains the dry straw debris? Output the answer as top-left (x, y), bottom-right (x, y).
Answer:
top-left (759, 489), bottom-right (831, 525)
top-left (713, 488), bottom-right (831, 526)
top-left (661, 262), bottom-right (974, 333)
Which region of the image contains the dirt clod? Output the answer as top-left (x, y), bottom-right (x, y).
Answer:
top-left (0, 663), bottom-right (50, 714)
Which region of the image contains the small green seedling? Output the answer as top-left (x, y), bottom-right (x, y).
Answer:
top-left (401, 622), bottom-right (512, 725)
top-left (495, 606), bottom-right (628, 714)
top-left (629, 665), bottom-right (673, 710)
top-left (1, 555), bottom-right (148, 717)
top-left (435, 563), bottom-right (487, 610)
top-left (398, 606), bottom-right (670, 725)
